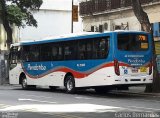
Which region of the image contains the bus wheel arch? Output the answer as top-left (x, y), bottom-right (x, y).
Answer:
top-left (19, 73), bottom-right (26, 85)
top-left (64, 73), bottom-right (76, 94)
top-left (19, 73), bottom-right (28, 89)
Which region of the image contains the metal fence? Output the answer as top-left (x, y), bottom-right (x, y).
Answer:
top-left (80, 0), bottom-right (160, 15)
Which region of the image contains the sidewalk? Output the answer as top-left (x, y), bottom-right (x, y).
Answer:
top-left (117, 85), bottom-right (160, 97)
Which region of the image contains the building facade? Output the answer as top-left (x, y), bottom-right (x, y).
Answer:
top-left (79, 0), bottom-right (160, 74)
top-left (80, 0), bottom-right (160, 32)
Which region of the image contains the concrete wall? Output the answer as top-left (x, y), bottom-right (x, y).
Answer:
top-left (20, 10), bottom-right (71, 41)
top-left (19, 0), bottom-right (83, 41)
top-left (20, 9), bottom-right (83, 41)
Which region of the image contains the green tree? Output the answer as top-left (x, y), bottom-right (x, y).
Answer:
top-left (131, 0), bottom-right (160, 92)
top-left (0, 0), bottom-right (43, 48)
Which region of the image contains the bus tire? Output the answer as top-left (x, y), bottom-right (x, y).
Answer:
top-left (65, 75), bottom-right (76, 94)
top-left (21, 75), bottom-right (28, 89)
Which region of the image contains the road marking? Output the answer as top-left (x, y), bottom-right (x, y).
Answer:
top-left (18, 98), bottom-right (57, 104)
top-left (0, 104), bottom-right (11, 109)
top-left (1, 103), bottom-right (122, 112)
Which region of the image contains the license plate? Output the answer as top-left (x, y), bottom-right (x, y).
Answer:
top-left (132, 68), bottom-right (138, 73)
top-left (140, 67), bottom-right (147, 72)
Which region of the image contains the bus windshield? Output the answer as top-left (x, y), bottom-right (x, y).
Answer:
top-left (118, 34), bottom-right (149, 51)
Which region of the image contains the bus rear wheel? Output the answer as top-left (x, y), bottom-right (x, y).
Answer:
top-left (65, 75), bottom-right (76, 94)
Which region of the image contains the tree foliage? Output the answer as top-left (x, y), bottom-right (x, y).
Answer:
top-left (7, 5), bottom-right (27, 27)
top-left (0, 0), bottom-right (43, 47)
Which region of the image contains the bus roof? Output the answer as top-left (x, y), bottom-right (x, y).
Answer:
top-left (13, 30), bottom-right (149, 46)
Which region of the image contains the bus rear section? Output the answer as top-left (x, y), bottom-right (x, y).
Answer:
top-left (113, 32), bottom-right (153, 85)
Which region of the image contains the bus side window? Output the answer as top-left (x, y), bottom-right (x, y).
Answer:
top-left (11, 46), bottom-right (18, 64)
top-left (29, 45), bottom-right (40, 62)
top-left (93, 39), bottom-right (99, 59)
top-left (64, 41), bottom-right (77, 60)
top-left (99, 38), bottom-right (108, 58)
top-left (78, 41), bottom-right (86, 60)
top-left (23, 45), bottom-right (40, 62)
top-left (86, 41), bottom-right (92, 59)
top-left (52, 43), bottom-right (63, 61)
top-left (22, 46), bottom-right (30, 62)
top-left (40, 44), bottom-right (52, 61)
top-left (58, 46), bottom-right (63, 60)
top-left (52, 46), bottom-right (58, 60)
top-left (10, 46), bottom-right (20, 69)
top-left (93, 38), bottom-right (108, 59)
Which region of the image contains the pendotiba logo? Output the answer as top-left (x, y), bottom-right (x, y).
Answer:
top-left (128, 58), bottom-right (145, 64)
top-left (27, 64), bottom-right (46, 71)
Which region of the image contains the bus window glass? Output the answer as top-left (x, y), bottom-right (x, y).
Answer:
top-left (78, 40), bottom-right (86, 59)
top-left (23, 45), bottom-right (40, 62)
top-left (99, 38), bottom-right (108, 58)
top-left (64, 46), bottom-right (71, 60)
top-left (9, 46), bottom-right (21, 69)
top-left (93, 38), bottom-right (108, 59)
top-left (52, 46), bottom-right (58, 60)
top-left (64, 41), bottom-right (77, 60)
top-left (86, 40), bottom-right (92, 59)
top-left (51, 43), bottom-right (63, 61)
top-left (58, 46), bottom-right (63, 60)
top-left (31, 45), bottom-right (39, 62)
top-left (40, 44), bottom-right (52, 61)
top-left (22, 46), bottom-right (29, 61)
top-left (118, 34), bottom-right (148, 51)
top-left (10, 46), bottom-right (18, 64)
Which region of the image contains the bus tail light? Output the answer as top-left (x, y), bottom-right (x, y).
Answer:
top-left (114, 59), bottom-right (120, 76)
top-left (149, 60), bottom-right (152, 75)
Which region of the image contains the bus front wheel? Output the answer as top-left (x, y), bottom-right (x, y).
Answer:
top-left (65, 75), bottom-right (76, 94)
top-left (21, 76), bottom-right (28, 89)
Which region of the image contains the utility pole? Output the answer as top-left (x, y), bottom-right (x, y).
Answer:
top-left (71, 0), bottom-right (73, 33)
top-left (71, 0), bottom-right (78, 33)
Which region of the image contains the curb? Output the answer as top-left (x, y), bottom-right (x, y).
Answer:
top-left (111, 90), bottom-right (160, 97)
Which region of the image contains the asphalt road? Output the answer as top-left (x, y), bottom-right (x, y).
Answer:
top-left (0, 85), bottom-right (160, 118)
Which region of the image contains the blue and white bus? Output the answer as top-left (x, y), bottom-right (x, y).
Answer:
top-left (9, 31), bottom-right (153, 93)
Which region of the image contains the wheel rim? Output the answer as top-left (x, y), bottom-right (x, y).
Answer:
top-left (22, 78), bottom-right (27, 88)
top-left (67, 79), bottom-right (73, 91)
